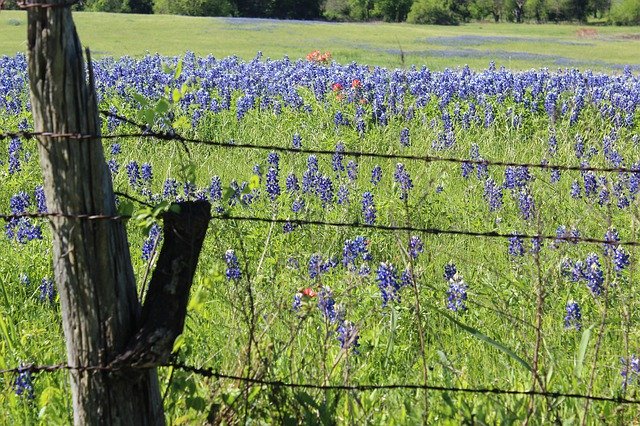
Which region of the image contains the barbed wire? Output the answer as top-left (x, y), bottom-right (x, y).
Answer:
top-left (0, 361), bottom-right (636, 405)
top-left (0, 210), bottom-right (637, 247)
top-left (211, 214), bottom-right (640, 247)
top-left (3, 113), bottom-right (640, 176)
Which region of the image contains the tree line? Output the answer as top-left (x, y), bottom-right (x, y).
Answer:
top-left (4, 0), bottom-right (639, 25)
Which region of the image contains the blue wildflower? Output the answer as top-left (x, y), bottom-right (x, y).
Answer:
top-left (564, 301), bottom-right (582, 330)
top-left (224, 249), bottom-right (242, 281)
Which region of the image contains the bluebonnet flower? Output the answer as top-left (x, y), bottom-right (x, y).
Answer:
top-left (394, 163), bottom-right (413, 200)
top-left (183, 181), bottom-right (197, 199)
top-left (461, 162), bottom-right (474, 178)
top-left (267, 152), bottom-right (280, 170)
top-left (287, 257), bottom-right (299, 270)
top-left (483, 178), bottom-right (503, 211)
top-left (108, 159), bottom-right (119, 175)
top-left (446, 273), bottom-right (468, 312)
top-left (317, 175), bottom-right (334, 206)
top-left (332, 142), bottom-right (345, 173)
top-left (508, 235), bottom-right (525, 257)
top-left (286, 173), bottom-right (299, 193)
top-left (317, 287), bottom-right (339, 323)
top-left (265, 167), bottom-right (280, 201)
top-left (292, 198), bottom-right (304, 214)
top-left (334, 111), bottom-right (349, 127)
top-left (34, 186), bottom-right (46, 213)
top-left (309, 254), bottom-right (324, 279)
top-left (39, 278), bottom-right (55, 304)
top-left (504, 166), bottom-right (532, 190)
top-left (224, 249), bottom-right (242, 281)
top-left (141, 163), bottom-right (153, 183)
top-left (5, 192), bottom-right (42, 244)
top-left (621, 355), bottom-right (640, 389)
top-left (302, 155), bottom-right (319, 193)
top-left (292, 133), bottom-right (302, 149)
top-left (126, 161), bottom-right (140, 188)
top-left (209, 176), bottom-right (222, 202)
top-left (400, 127), bottom-right (410, 147)
top-left (409, 236), bottom-right (423, 259)
top-left (571, 180), bottom-right (581, 198)
top-left (141, 223), bottom-right (162, 261)
top-left (376, 262), bottom-right (400, 307)
top-left (110, 143), bottom-right (121, 156)
top-left (548, 135), bottom-right (557, 156)
top-left (342, 236), bottom-right (371, 270)
top-left (444, 263), bottom-right (457, 280)
top-left (564, 301), bottom-right (582, 330)
top-left (584, 253), bottom-right (604, 296)
top-left (362, 192), bottom-right (376, 225)
top-left (583, 170), bottom-right (597, 197)
top-left (401, 269), bottom-right (415, 287)
top-left (347, 160), bottom-right (358, 181)
top-left (550, 168), bottom-right (561, 183)
top-left (283, 221), bottom-right (296, 233)
top-left (8, 138), bottom-right (22, 175)
top-left (603, 228), bottom-right (620, 257)
top-left (518, 189), bottom-right (535, 221)
top-left (336, 321), bottom-right (360, 354)
top-left (292, 293), bottom-right (302, 311)
top-left (14, 365), bottom-right (34, 399)
top-left (337, 185), bottom-right (349, 205)
top-left (604, 228), bottom-right (631, 272)
top-left (20, 274), bottom-right (30, 286)
top-left (370, 165), bottom-right (382, 186)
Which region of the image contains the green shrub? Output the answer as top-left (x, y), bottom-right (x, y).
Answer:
top-left (153, 0), bottom-right (235, 17)
top-left (407, 0), bottom-right (460, 25)
top-left (610, 0), bottom-right (640, 25)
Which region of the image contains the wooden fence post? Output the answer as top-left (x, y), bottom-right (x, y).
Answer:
top-left (26, 1), bottom-right (165, 423)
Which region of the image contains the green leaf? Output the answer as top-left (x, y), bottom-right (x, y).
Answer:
top-left (172, 88), bottom-right (182, 104)
top-left (575, 325), bottom-right (593, 380)
top-left (162, 63), bottom-right (172, 75)
top-left (174, 58), bottom-right (183, 80)
top-left (131, 92), bottom-right (148, 107)
top-left (439, 309), bottom-right (533, 373)
top-left (116, 200), bottom-right (134, 217)
top-left (248, 174), bottom-right (260, 191)
top-left (155, 98), bottom-right (170, 115)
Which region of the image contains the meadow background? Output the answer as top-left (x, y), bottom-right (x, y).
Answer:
top-left (0, 9), bottom-right (639, 425)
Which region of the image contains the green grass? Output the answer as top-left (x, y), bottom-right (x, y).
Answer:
top-left (1, 11), bottom-right (640, 70)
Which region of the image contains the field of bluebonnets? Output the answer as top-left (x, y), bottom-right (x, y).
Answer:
top-left (1, 48), bottom-right (640, 424)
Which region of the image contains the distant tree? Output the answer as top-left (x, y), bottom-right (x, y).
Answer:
top-left (588, 0), bottom-right (610, 18)
top-left (85, 0), bottom-right (129, 12)
top-left (323, 0), bottom-right (352, 20)
top-left (269, 0), bottom-right (323, 19)
top-left (350, 0), bottom-right (376, 20)
top-left (407, 0), bottom-right (460, 24)
top-left (374, 0), bottom-right (413, 22)
top-left (154, 0), bottom-right (235, 16)
top-left (610, 0), bottom-right (640, 24)
top-left (524, 0), bottom-right (548, 21)
top-left (127, 0), bottom-right (152, 14)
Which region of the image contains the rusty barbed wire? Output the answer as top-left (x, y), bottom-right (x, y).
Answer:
top-left (99, 110), bottom-right (640, 176)
top-left (3, 113), bottom-right (640, 176)
top-left (0, 211), bottom-right (130, 221)
top-left (0, 361), bottom-right (637, 405)
top-left (1, 209), bottom-right (637, 248)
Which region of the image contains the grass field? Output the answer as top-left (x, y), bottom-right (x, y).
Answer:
top-left (1, 11), bottom-right (640, 425)
top-left (1, 11), bottom-right (640, 71)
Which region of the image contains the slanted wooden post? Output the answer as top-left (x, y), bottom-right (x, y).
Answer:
top-left (27, 1), bottom-right (164, 423)
top-left (26, 1), bottom-right (211, 424)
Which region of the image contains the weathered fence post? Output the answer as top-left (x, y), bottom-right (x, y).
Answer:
top-left (26, 1), bottom-right (164, 423)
